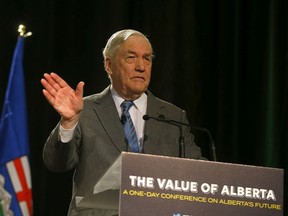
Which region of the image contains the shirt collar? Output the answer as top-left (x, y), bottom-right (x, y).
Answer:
top-left (110, 85), bottom-right (147, 113)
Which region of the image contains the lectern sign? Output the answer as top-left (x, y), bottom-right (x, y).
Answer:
top-left (120, 153), bottom-right (283, 216)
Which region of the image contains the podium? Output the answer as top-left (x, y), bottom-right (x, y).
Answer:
top-left (78, 152), bottom-right (283, 216)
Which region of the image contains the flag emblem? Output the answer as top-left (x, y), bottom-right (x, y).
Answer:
top-left (6, 156), bottom-right (32, 215)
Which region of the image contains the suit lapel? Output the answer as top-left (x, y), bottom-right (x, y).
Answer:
top-left (143, 91), bottom-right (165, 153)
top-left (93, 87), bottom-right (127, 152)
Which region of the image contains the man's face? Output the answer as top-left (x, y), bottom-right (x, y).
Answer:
top-left (105, 35), bottom-right (153, 100)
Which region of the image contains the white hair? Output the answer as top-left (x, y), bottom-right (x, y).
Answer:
top-left (102, 29), bottom-right (153, 60)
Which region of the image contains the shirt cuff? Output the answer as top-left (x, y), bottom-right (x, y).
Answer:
top-left (59, 123), bottom-right (77, 143)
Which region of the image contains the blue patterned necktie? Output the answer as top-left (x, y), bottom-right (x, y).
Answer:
top-left (121, 100), bottom-right (140, 152)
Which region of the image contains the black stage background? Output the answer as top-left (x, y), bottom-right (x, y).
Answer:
top-left (0, 0), bottom-right (287, 215)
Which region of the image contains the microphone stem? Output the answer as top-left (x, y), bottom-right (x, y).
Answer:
top-left (211, 141), bottom-right (217, 161)
top-left (143, 115), bottom-right (186, 158)
top-left (179, 134), bottom-right (185, 158)
top-left (166, 121), bottom-right (185, 158)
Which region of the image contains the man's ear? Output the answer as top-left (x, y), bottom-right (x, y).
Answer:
top-left (104, 57), bottom-right (113, 76)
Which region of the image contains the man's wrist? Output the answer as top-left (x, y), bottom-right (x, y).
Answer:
top-left (60, 114), bottom-right (80, 129)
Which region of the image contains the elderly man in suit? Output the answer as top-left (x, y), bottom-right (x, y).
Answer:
top-left (41, 29), bottom-right (203, 216)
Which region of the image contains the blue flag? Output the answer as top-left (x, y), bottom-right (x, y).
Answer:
top-left (0, 36), bottom-right (32, 215)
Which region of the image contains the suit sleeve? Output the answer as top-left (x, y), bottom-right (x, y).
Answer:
top-left (43, 122), bottom-right (81, 172)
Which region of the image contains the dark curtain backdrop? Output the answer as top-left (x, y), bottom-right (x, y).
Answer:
top-left (0, 0), bottom-right (287, 215)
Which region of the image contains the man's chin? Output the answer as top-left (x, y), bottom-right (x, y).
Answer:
top-left (133, 86), bottom-right (148, 94)
top-left (126, 87), bottom-right (147, 98)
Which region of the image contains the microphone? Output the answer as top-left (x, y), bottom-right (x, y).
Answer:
top-left (143, 114), bottom-right (187, 158)
top-left (143, 114), bottom-right (217, 161)
top-left (120, 115), bottom-right (126, 125)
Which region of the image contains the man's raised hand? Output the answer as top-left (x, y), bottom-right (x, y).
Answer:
top-left (41, 72), bottom-right (85, 128)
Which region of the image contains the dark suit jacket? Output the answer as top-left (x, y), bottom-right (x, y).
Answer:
top-left (43, 86), bottom-right (203, 216)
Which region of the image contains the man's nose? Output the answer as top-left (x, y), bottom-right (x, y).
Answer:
top-left (135, 57), bottom-right (145, 72)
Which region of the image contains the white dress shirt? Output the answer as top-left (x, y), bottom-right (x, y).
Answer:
top-left (110, 86), bottom-right (147, 146)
